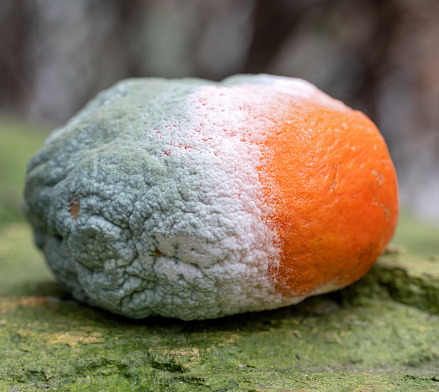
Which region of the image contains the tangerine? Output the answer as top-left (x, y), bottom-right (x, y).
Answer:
top-left (24, 74), bottom-right (399, 319)
top-left (261, 95), bottom-right (398, 297)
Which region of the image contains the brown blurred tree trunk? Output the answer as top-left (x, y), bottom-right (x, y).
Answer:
top-left (243, 0), bottom-right (332, 73)
top-left (350, 0), bottom-right (403, 122)
top-left (0, 0), bottom-right (31, 113)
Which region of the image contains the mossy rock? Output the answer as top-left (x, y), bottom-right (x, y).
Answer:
top-left (1, 223), bottom-right (439, 391)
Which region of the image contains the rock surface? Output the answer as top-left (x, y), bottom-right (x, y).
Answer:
top-left (1, 223), bottom-right (439, 391)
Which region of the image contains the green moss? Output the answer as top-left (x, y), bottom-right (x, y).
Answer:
top-left (0, 117), bottom-right (50, 227)
top-left (343, 251), bottom-right (439, 315)
top-left (1, 279), bottom-right (439, 390)
top-left (0, 224), bottom-right (62, 296)
top-left (392, 210), bottom-right (439, 256)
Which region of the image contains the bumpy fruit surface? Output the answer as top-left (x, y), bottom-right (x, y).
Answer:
top-left (24, 74), bottom-right (399, 320)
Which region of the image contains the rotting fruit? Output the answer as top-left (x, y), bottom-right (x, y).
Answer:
top-left (24, 74), bottom-right (399, 320)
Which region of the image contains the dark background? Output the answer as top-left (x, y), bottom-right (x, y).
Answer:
top-left (1, 0), bottom-right (438, 222)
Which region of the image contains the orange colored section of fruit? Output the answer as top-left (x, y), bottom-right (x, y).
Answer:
top-left (259, 98), bottom-right (399, 297)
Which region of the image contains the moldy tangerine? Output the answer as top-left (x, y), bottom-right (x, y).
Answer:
top-left (24, 74), bottom-right (399, 320)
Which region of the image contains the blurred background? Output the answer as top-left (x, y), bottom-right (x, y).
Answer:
top-left (1, 0), bottom-right (439, 230)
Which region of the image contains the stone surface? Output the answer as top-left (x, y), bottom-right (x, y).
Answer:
top-left (1, 223), bottom-right (439, 391)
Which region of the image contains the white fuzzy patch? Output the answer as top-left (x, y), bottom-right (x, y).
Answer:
top-left (146, 81), bottom-right (292, 316)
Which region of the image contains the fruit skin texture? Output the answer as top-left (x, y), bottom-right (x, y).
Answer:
top-left (264, 103), bottom-right (398, 297)
top-left (23, 74), bottom-right (398, 320)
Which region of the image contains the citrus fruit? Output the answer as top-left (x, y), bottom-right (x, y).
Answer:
top-left (24, 74), bottom-right (399, 320)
